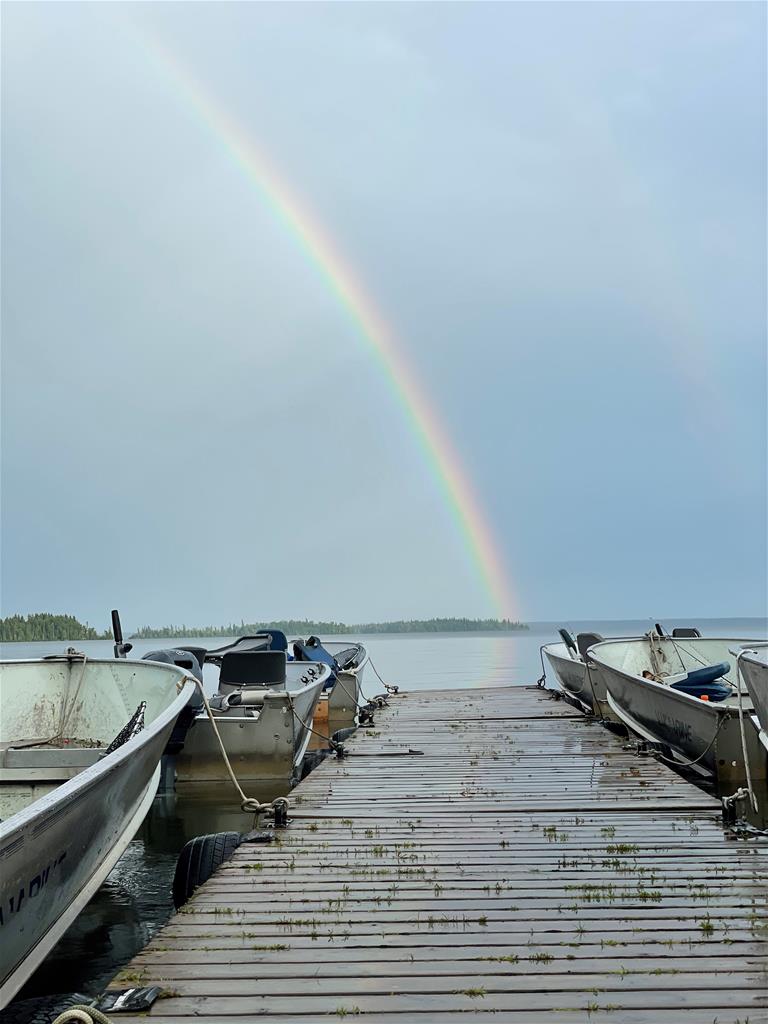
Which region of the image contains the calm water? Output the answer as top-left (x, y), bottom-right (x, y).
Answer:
top-left (4, 618), bottom-right (766, 1014)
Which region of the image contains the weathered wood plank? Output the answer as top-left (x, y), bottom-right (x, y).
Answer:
top-left (107, 685), bottom-right (768, 1021)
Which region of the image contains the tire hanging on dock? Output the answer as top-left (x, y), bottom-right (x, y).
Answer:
top-left (172, 831), bottom-right (242, 908)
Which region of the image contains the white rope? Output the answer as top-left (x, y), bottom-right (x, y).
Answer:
top-left (52, 1006), bottom-right (112, 1024)
top-left (651, 711), bottom-right (728, 769)
top-left (192, 679), bottom-right (281, 816)
top-left (54, 651), bottom-right (89, 743)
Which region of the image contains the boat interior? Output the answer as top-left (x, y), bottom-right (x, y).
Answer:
top-left (0, 658), bottom-right (184, 822)
top-left (591, 636), bottom-right (758, 706)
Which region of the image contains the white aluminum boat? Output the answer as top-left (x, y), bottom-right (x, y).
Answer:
top-left (298, 640), bottom-right (369, 731)
top-left (0, 654), bottom-right (196, 1007)
top-left (542, 631), bottom-right (610, 718)
top-left (543, 626), bottom-right (703, 722)
top-left (588, 635), bottom-right (767, 785)
top-left (733, 644), bottom-right (768, 754)
top-left (174, 650), bottom-right (330, 786)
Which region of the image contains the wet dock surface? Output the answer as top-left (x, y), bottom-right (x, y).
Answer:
top-left (112, 686), bottom-right (768, 1022)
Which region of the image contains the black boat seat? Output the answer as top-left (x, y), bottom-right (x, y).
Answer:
top-left (219, 650), bottom-right (287, 689)
top-left (332, 647), bottom-right (359, 671)
top-left (205, 632), bottom-right (288, 661)
top-left (671, 627), bottom-right (702, 638)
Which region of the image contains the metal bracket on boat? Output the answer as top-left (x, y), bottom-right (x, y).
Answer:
top-left (623, 739), bottom-right (654, 758)
top-left (358, 703), bottom-right (375, 725)
top-left (721, 788), bottom-right (751, 828)
top-left (271, 797), bottom-right (289, 828)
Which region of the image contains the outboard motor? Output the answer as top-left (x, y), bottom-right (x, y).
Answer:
top-left (558, 629), bottom-right (578, 659)
top-left (142, 649), bottom-right (205, 757)
top-left (576, 632), bottom-right (604, 662)
top-left (293, 636), bottom-right (338, 689)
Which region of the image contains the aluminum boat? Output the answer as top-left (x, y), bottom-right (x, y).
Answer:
top-left (0, 654), bottom-right (196, 1007)
top-left (542, 630), bottom-right (611, 717)
top-left (543, 626), bottom-right (702, 722)
top-left (294, 638), bottom-right (369, 732)
top-left (588, 634), bottom-right (767, 785)
top-left (173, 648), bottom-right (330, 787)
top-left (733, 644), bottom-right (768, 754)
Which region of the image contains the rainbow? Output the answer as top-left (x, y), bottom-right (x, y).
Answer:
top-left (138, 36), bottom-right (518, 619)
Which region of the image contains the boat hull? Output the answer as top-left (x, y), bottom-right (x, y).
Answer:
top-left (543, 644), bottom-right (594, 714)
top-left (175, 675), bottom-right (326, 786)
top-left (591, 648), bottom-right (767, 785)
top-left (0, 660), bottom-right (194, 1007)
top-left (542, 644), bottom-right (620, 722)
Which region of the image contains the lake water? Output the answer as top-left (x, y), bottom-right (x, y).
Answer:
top-left (4, 617), bottom-right (766, 1015)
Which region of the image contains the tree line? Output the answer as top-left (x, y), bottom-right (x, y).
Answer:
top-left (132, 617), bottom-right (529, 637)
top-left (0, 613), bottom-right (109, 642)
top-left (1, 613), bottom-right (529, 642)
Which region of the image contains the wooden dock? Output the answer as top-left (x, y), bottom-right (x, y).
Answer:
top-left (113, 687), bottom-right (768, 1023)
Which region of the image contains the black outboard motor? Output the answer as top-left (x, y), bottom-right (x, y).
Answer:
top-left (558, 628), bottom-right (578, 658)
top-left (142, 648), bottom-right (205, 756)
top-left (576, 632), bottom-right (604, 662)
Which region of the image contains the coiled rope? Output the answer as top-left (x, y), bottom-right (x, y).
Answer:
top-left (191, 678), bottom-right (285, 816)
top-left (51, 1006), bottom-right (112, 1024)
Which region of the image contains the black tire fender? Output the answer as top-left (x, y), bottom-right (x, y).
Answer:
top-left (172, 831), bottom-right (242, 908)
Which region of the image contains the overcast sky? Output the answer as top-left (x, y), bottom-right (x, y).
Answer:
top-left (1, 2), bottom-right (765, 628)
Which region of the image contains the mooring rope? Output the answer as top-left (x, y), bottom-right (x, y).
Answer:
top-left (651, 710), bottom-right (728, 769)
top-left (191, 678), bottom-right (284, 817)
top-left (287, 691), bottom-right (343, 753)
top-left (367, 654), bottom-right (398, 695)
top-left (51, 1006), bottom-right (112, 1024)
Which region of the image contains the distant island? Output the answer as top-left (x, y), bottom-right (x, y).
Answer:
top-left (132, 617), bottom-right (529, 638)
top-left (0, 612), bottom-right (528, 642)
top-left (0, 613), bottom-right (109, 642)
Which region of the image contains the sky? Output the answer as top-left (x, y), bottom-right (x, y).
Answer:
top-left (1, 2), bottom-right (766, 629)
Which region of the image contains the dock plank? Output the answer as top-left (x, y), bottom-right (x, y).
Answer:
top-left (110, 686), bottom-right (768, 1023)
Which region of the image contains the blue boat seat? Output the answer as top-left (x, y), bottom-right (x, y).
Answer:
top-left (670, 662), bottom-right (731, 702)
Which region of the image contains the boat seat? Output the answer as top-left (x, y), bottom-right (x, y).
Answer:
top-left (332, 647), bottom-right (360, 671)
top-left (219, 650), bottom-right (287, 689)
top-left (2, 746), bottom-right (103, 769)
top-left (0, 746), bottom-right (104, 781)
top-left (670, 662), bottom-right (732, 701)
top-left (672, 627), bottom-right (702, 638)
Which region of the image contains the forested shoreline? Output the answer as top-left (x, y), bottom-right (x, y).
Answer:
top-left (132, 617), bottom-right (529, 638)
top-left (0, 613), bottom-right (108, 642)
top-left (1, 613), bottom-right (528, 641)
